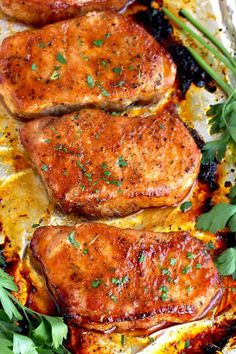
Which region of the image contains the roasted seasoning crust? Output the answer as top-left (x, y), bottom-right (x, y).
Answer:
top-left (0, 0), bottom-right (130, 26)
top-left (31, 223), bottom-right (223, 333)
top-left (20, 106), bottom-right (201, 218)
top-left (0, 11), bottom-right (176, 119)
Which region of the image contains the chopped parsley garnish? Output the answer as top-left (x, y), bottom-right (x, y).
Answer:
top-left (162, 268), bottom-right (170, 275)
top-left (38, 41), bottom-right (46, 48)
top-left (114, 80), bottom-right (125, 87)
top-left (87, 74), bottom-right (95, 88)
top-left (128, 65), bottom-right (134, 70)
top-left (118, 156), bottom-right (128, 167)
top-left (186, 252), bottom-right (195, 259)
top-left (101, 162), bottom-right (108, 169)
top-left (121, 335), bottom-right (125, 346)
top-left (93, 39), bottom-right (104, 47)
top-left (77, 161), bottom-right (86, 172)
top-left (80, 184), bottom-right (85, 191)
top-left (195, 263), bottom-right (201, 269)
top-left (182, 265), bottom-right (191, 274)
top-left (207, 241), bottom-right (215, 250)
top-left (103, 170), bottom-right (111, 176)
top-left (112, 67), bottom-right (122, 75)
top-left (161, 293), bottom-right (168, 301)
top-left (180, 201), bottom-right (192, 212)
top-left (104, 32), bottom-right (111, 39)
top-left (138, 252), bottom-right (145, 263)
top-left (32, 223), bottom-right (40, 228)
top-left (68, 231), bottom-right (80, 248)
top-left (111, 276), bottom-right (129, 286)
top-left (101, 60), bottom-right (107, 67)
top-left (41, 164), bottom-right (48, 172)
top-left (91, 279), bottom-right (102, 288)
top-left (56, 52), bottom-right (67, 64)
top-left (31, 63), bottom-right (37, 71)
top-left (108, 180), bottom-right (122, 187)
top-left (169, 258), bottom-right (177, 266)
top-left (50, 68), bottom-right (61, 81)
top-left (101, 89), bottom-right (110, 97)
top-left (43, 138), bottom-right (51, 143)
top-left (159, 285), bottom-right (169, 293)
top-left (110, 294), bottom-right (118, 303)
top-left (185, 339), bottom-right (191, 349)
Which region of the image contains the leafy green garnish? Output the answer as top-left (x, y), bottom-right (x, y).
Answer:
top-left (0, 259), bottom-right (69, 353)
top-left (196, 203), bottom-right (236, 233)
top-left (162, 8), bottom-right (236, 162)
top-left (93, 39), bottom-right (104, 47)
top-left (86, 74), bottom-right (95, 88)
top-left (180, 201), bottom-right (192, 212)
top-left (214, 248), bottom-right (236, 279)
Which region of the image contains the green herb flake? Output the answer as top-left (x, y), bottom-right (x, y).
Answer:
top-left (38, 41), bottom-right (46, 48)
top-left (182, 265), bottom-right (191, 274)
top-left (162, 268), bottom-right (170, 276)
top-left (109, 180), bottom-right (122, 187)
top-left (138, 252), bottom-right (145, 264)
top-left (68, 231), bottom-right (80, 248)
top-left (207, 241), bottom-right (215, 250)
top-left (159, 285), bottom-right (169, 293)
top-left (186, 252), bottom-right (195, 259)
top-left (93, 39), bottom-right (104, 47)
top-left (112, 67), bottom-right (122, 75)
top-left (43, 138), bottom-right (51, 143)
top-left (118, 156), bottom-right (128, 167)
top-left (121, 335), bottom-right (125, 346)
top-left (32, 223), bottom-right (40, 228)
top-left (101, 60), bottom-right (108, 67)
top-left (195, 263), bottom-right (201, 269)
top-left (41, 164), bottom-right (48, 172)
top-left (169, 258), bottom-right (177, 266)
top-left (87, 74), bottom-right (95, 88)
top-left (185, 339), bottom-right (191, 349)
top-left (149, 337), bottom-right (155, 344)
top-left (91, 279), bottom-right (102, 288)
top-left (56, 52), bottom-right (67, 64)
top-left (80, 184), bottom-right (85, 191)
top-left (77, 161), bottom-right (86, 172)
top-left (110, 294), bottom-right (118, 303)
top-left (31, 63), bottom-right (38, 71)
top-left (50, 69), bottom-right (61, 81)
top-left (128, 65), bottom-right (134, 70)
top-left (101, 89), bottom-right (110, 97)
top-left (111, 276), bottom-right (129, 286)
top-left (104, 32), bottom-right (111, 39)
top-left (103, 170), bottom-right (111, 176)
top-left (83, 249), bottom-right (89, 255)
top-left (161, 293), bottom-right (168, 301)
top-left (186, 286), bottom-right (192, 293)
top-left (180, 201), bottom-right (192, 212)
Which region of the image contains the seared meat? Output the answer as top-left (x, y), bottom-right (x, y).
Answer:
top-left (0, 11), bottom-right (176, 119)
top-left (20, 107), bottom-right (201, 218)
top-left (31, 223), bottom-right (223, 332)
top-left (0, 0), bottom-right (131, 27)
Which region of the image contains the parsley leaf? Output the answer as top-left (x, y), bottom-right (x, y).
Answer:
top-left (56, 53), bottom-right (67, 65)
top-left (86, 75), bottom-right (95, 88)
top-left (0, 260), bottom-right (69, 353)
top-left (68, 231), bottom-right (80, 248)
top-left (215, 247), bottom-right (236, 278)
top-left (196, 203), bottom-right (236, 233)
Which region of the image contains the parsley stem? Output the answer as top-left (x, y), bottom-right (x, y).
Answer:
top-left (187, 46), bottom-right (233, 96)
top-left (180, 9), bottom-right (236, 69)
top-left (162, 8), bottom-right (236, 78)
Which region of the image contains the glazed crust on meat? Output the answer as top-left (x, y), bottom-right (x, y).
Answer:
top-left (31, 223), bottom-right (223, 332)
top-left (0, 11), bottom-right (176, 119)
top-left (0, 0), bottom-right (131, 27)
top-left (20, 106), bottom-right (201, 218)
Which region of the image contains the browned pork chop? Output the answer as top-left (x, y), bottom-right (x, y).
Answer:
top-left (0, 0), bottom-right (131, 27)
top-left (20, 107), bottom-right (201, 218)
top-left (31, 223), bottom-right (223, 332)
top-left (0, 11), bottom-right (176, 119)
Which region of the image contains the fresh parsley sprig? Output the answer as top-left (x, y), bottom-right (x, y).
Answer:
top-left (163, 7), bottom-right (236, 163)
top-left (0, 262), bottom-right (70, 354)
top-left (196, 185), bottom-right (236, 279)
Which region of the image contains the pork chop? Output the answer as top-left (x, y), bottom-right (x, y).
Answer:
top-left (0, 11), bottom-right (176, 119)
top-left (0, 0), bottom-right (131, 27)
top-left (31, 223), bottom-right (223, 332)
top-left (20, 106), bottom-right (201, 218)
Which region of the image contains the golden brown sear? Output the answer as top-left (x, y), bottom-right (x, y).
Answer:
top-left (20, 107), bottom-right (201, 218)
top-left (0, 0), bottom-right (131, 26)
top-left (31, 223), bottom-right (223, 332)
top-left (0, 11), bottom-right (176, 119)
